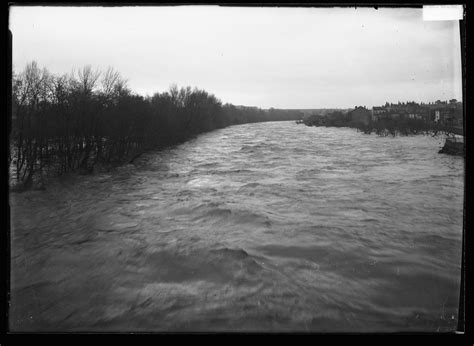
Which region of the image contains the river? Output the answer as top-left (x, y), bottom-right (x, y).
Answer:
top-left (9, 121), bottom-right (464, 332)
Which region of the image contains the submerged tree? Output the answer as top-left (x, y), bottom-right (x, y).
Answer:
top-left (10, 62), bottom-right (301, 188)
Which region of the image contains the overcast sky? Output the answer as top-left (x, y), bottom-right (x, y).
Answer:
top-left (9, 6), bottom-right (463, 109)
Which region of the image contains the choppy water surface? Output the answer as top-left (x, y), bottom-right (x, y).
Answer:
top-left (10, 122), bottom-right (464, 332)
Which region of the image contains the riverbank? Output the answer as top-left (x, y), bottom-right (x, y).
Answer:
top-left (11, 62), bottom-right (304, 190)
top-left (439, 137), bottom-right (464, 157)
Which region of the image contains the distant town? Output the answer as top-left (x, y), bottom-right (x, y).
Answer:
top-left (299, 99), bottom-right (464, 136)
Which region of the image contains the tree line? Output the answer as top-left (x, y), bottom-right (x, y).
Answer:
top-left (10, 62), bottom-right (301, 188)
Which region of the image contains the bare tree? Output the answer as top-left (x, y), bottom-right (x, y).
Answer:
top-left (10, 61), bottom-right (285, 188)
top-left (76, 65), bottom-right (101, 96)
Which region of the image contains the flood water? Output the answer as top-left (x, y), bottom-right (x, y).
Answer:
top-left (9, 121), bottom-right (464, 332)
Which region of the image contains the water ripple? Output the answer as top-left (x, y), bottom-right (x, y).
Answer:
top-left (9, 121), bottom-right (463, 332)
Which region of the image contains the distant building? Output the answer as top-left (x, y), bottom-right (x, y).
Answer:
top-left (371, 106), bottom-right (388, 122)
top-left (408, 113), bottom-right (417, 119)
top-left (390, 113), bottom-right (401, 119)
top-left (432, 105), bottom-right (463, 127)
top-left (370, 101), bottom-right (460, 124)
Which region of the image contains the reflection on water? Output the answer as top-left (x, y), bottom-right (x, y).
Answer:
top-left (9, 121), bottom-right (464, 332)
